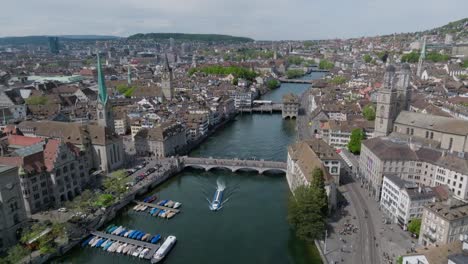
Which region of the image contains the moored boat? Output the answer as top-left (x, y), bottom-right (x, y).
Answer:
top-left (151, 236), bottom-right (177, 263)
top-left (173, 202), bottom-right (182, 209)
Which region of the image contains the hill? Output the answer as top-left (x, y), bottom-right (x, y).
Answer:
top-left (128, 33), bottom-right (254, 43)
top-left (0, 35), bottom-right (120, 46)
top-left (422, 17), bottom-right (468, 36)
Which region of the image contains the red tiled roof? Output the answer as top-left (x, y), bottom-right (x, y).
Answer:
top-left (43, 139), bottom-right (60, 172)
top-left (7, 135), bottom-right (43, 147)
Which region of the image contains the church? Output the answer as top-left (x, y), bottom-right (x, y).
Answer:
top-left (18, 54), bottom-right (124, 172)
top-left (375, 64), bottom-right (468, 153)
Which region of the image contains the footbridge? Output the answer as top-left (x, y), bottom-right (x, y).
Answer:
top-left (181, 156), bottom-right (287, 174)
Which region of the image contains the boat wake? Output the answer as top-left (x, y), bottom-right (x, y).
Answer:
top-left (202, 177), bottom-right (237, 211)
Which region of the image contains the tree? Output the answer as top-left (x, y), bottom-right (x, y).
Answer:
top-left (0, 245), bottom-right (30, 264)
top-left (95, 194), bottom-right (115, 207)
top-left (103, 170), bottom-right (129, 196)
top-left (348, 128), bottom-right (365, 154)
top-left (288, 167), bottom-right (328, 242)
top-left (286, 69), bottom-right (305, 79)
top-left (396, 256), bottom-right (403, 264)
top-left (407, 219), bottom-right (422, 236)
top-left (266, 79), bottom-right (280, 90)
top-left (362, 104), bottom-right (376, 121)
top-left (288, 56), bottom-right (304, 65)
top-left (462, 60), bottom-right (468, 69)
top-left (329, 76), bottom-right (347, 85)
top-left (401, 52), bottom-right (419, 63)
top-left (25, 96), bottom-right (48, 105)
top-left (363, 54), bottom-right (372, 63)
top-left (426, 52), bottom-right (450, 62)
top-left (319, 60), bottom-right (334, 70)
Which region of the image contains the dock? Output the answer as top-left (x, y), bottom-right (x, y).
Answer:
top-left (135, 201), bottom-right (180, 213)
top-left (90, 231), bottom-right (160, 260)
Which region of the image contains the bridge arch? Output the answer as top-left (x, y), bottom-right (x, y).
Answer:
top-left (260, 168), bottom-right (287, 174)
top-left (232, 167), bottom-right (261, 174)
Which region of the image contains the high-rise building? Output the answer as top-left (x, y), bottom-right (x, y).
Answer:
top-left (48, 37), bottom-right (60, 54)
top-left (96, 54), bottom-right (115, 132)
top-left (161, 54), bottom-right (174, 101)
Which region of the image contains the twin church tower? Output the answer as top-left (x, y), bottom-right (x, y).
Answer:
top-left (374, 64), bottom-right (412, 137)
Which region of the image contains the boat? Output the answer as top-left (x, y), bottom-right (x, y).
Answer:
top-left (92, 238), bottom-right (102, 247)
top-left (150, 208), bottom-right (157, 215)
top-left (141, 205), bottom-right (148, 211)
top-left (118, 229), bottom-right (127, 236)
top-left (131, 231), bottom-right (140, 239)
top-left (105, 225), bottom-right (115, 233)
top-left (124, 230), bottom-right (132, 237)
top-left (164, 200), bottom-right (172, 207)
top-left (106, 242), bottom-right (116, 252)
top-left (210, 188), bottom-right (224, 211)
top-left (109, 242), bottom-right (120, 253)
top-left (133, 247), bottom-right (143, 257)
top-left (158, 210), bottom-right (166, 217)
top-left (112, 226), bottom-right (122, 235)
top-left (158, 200), bottom-right (168, 206)
top-left (108, 226), bottom-right (118, 234)
top-left (122, 244), bottom-right (131, 254)
top-left (128, 245), bottom-right (137, 256)
top-left (117, 243), bottom-right (127, 254)
top-left (152, 209), bottom-right (161, 216)
top-left (137, 232), bottom-right (145, 240)
top-left (151, 236), bottom-right (177, 263)
top-left (88, 237), bottom-right (99, 246)
top-left (103, 241), bottom-right (113, 251)
top-left (133, 204), bottom-right (140, 210)
top-left (166, 211), bottom-right (176, 219)
top-left (151, 234), bottom-right (161, 244)
top-left (173, 202), bottom-right (182, 209)
top-left (82, 236), bottom-right (94, 247)
top-left (142, 234), bottom-right (150, 241)
top-left (139, 248), bottom-right (150, 259)
top-left (96, 239), bottom-right (106, 248)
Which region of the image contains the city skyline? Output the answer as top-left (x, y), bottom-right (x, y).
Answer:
top-left (1, 0), bottom-right (467, 40)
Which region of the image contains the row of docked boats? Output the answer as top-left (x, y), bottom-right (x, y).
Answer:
top-left (104, 224), bottom-right (162, 243)
top-left (82, 235), bottom-right (153, 259)
top-left (133, 204), bottom-right (178, 219)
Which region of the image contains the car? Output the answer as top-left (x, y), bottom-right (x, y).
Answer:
top-left (58, 208), bottom-right (68, 213)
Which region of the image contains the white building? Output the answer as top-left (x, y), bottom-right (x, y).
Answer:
top-left (380, 175), bottom-right (437, 229)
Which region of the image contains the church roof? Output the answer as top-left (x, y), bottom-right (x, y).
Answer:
top-left (395, 111), bottom-right (468, 136)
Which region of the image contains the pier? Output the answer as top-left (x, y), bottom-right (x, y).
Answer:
top-left (279, 78), bottom-right (314, 84)
top-left (90, 231), bottom-right (160, 260)
top-left (134, 201), bottom-right (180, 213)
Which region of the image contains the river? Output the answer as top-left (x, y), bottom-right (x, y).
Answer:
top-left (58, 72), bottom-right (324, 264)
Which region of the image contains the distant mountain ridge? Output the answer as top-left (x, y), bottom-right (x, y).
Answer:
top-left (0, 35), bottom-right (120, 46)
top-left (128, 33), bottom-right (254, 43)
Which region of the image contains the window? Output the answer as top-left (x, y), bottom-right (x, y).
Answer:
top-left (449, 138), bottom-right (453, 150)
top-left (410, 128), bottom-right (414, 135)
top-left (430, 132), bottom-right (434, 139)
top-left (425, 131), bottom-right (429, 138)
top-left (406, 128), bottom-right (410, 134)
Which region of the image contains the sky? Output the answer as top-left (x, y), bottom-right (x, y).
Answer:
top-left (1, 0), bottom-right (467, 40)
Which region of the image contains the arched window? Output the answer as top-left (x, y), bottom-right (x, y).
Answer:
top-left (99, 112), bottom-right (103, 119)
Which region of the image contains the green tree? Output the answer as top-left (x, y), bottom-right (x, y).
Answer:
top-left (288, 168), bottom-right (328, 242)
top-left (95, 194), bottom-right (115, 207)
top-left (266, 79), bottom-right (280, 90)
top-left (401, 51), bottom-right (419, 63)
top-left (362, 104), bottom-right (376, 121)
top-left (348, 128), bottom-right (365, 154)
top-left (462, 60), bottom-right (468, 68)
top-left (408, 219), bottom-right (422, 236)
top-left (103, 170), bottom-right (129, 196)
top-left (25, 96), bottom-right (48, 105)
top-left (329, 76), bottom-right (347, 85)
top-left (396, 256), bottom-right (403, 264)
top-left (319, 60), bottom-right (334, 70)
top-left (363, 54), bottom-right (372, 63)
top-left (1, 245), bottom-right (30, 264)
top-left (288, 56), bottom-right (304, 65)
top-left (286, 69), bottom-right (305, 79)
top-left (426, 52), bottom-right (450, 62)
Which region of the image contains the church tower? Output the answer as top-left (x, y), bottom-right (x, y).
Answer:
top-left (127, 65), bottom-right (132, 86)
top-left (96, 53), bottom-right (115, 132)
top-left (374, 65), bottom-right (398, 137)
top-left (161, 53), bottom-right (174, 101)
top-left (395, 63), bottom-right (411, 113)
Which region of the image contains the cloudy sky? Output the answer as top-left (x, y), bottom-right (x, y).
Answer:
top-left (1, 0), bottom-right (467, 40)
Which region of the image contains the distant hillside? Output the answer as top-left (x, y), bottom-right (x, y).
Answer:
top-left (0, 35), bottom-right (120, 46)
top-left (128, 33), bottom-right (254, 43)
top-left (422, 17), bottom-right (468, 36)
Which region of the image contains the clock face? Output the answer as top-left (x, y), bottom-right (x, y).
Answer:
top-left (97, 103), bottom-right (103, 110)
top-left (5, 183), bottom-right (13, 190)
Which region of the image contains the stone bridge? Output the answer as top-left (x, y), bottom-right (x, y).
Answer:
top-left (181, 156), bottom-right (287, 174)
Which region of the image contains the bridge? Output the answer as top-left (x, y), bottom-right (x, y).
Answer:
top-left (181, 156), bottom-right (287, 174)
top-left (279, 78), bottom-right (314, 84)
top-left (238, 103), bottom-right (283, 114)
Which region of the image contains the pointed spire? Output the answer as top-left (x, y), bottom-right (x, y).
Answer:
top-left (163, 53), bottom-right (170, 71)
top-left (97, 53), bottom-right (108, 105)
top-left (127, 65), bottom-right (132, 86)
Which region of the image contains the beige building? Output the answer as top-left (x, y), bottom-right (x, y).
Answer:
top-left (359, 137), bottom-right (468, 201)
top-left (419, 200), bottom-right (468, 247)
top-left (287, 140), bottom-right (338, 210)
top-left (393, 111), bottom-right (468, 153)
top-left (282, 93), bottom-right (299, 119)
top-left (320, 119), bottom-right (374, 149)
top-left (0, 165), bottom-right (28, 252)
top-left (18, 121), bottom-right (124, 172)
top-left (134, 122), bottom-right (187, 158)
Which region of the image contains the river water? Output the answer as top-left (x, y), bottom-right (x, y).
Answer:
top-left (58, 72), bottom-right (323, 264)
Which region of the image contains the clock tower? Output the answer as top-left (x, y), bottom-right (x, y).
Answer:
top-left (96, 53), bottom-right (114, 132)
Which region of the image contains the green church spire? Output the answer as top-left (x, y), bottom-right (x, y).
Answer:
top-left (97, 53), bottom-right (108, 105)
top-left (127, 65), bottom-right (132, 86)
